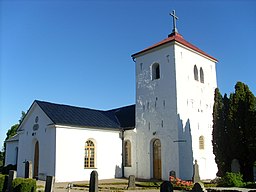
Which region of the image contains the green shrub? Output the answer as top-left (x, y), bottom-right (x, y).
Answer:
top-left (0, 174), bottom-right (8, 191)
top-left (218, 172), bottom-right (244, 187)
top-left (12, 178), bottom-right (36, 192)
top-left (244, 182), bottom-right (256, 189)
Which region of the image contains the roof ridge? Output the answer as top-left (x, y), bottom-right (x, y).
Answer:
top-left (132, 33), bottom-right (217, 62)
top-left (35, 100), bottom-right (105, 112)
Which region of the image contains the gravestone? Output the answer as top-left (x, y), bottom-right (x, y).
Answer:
top-left (160, 181), bottom-right (173, 192)
top-left (7, 170), bottom-right (16, 192)
top-left (66, 183), bottom-right (73, 192)
top-left (253, 164), bottom-right (256, 182)
top-left (45, 176), bottom-right (55, 192)
top-left (192, 160), bottom-right (200, 183)
top-left (127, 175), bottom-right (136, 189)
top-left (3, 175), bottom-right (8, 192)
top-left (231, 159), bottom-right (240, 173)
top-left (89, 170), bottom-right (98, 192)
top-left (25, 161), bottom-right (33, 178)
top-left (192, 182), bottom-right (206, 192)
top-left (169, 170), bottom-right (176, 178)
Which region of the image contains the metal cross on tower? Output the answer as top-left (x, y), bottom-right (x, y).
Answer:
top-left (170, 10), bottom-right (178, 33)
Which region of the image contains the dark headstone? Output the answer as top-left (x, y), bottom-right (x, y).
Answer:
top-left (160, 181), bottom-right (173, 192)
top-left (192, 182), bottom-right (206, 192)
top-left (45, 176), bottom-right (55, 192)
top-left (7, 170), bottom-right (16, 192)
top-left (127, 175), bottom-right (136, 189)
top-left (253, 165), bottom-right (256, 182)
top-left (25, 161), bottom-right (33, 178)
top-left (192, 160), bottom-right (200, 183)
top-left (89, 170), bottom-right (98, 192)
top-left (231, 159), bottom-right (240, 173)
top-left (3, 175), bottom-right (8, 192)
top-left (169, 170), bottom-right (176, 178)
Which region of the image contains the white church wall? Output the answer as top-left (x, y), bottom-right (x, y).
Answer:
top-left (174, 43), bottom-right (218, 180)
top-left (5, 140), bottom-right (19, 166)
top-left (17, 103), bottom-right (56, 180)
top-left (55, 126), bottom-right (122, 182)
top-left (134, 44), bottom-right (180, 180)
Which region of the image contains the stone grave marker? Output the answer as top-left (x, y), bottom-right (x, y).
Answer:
top-left (127, 175), bottom-right (136, 189)
top-left (89, 170), bottom-right (98, 192)
top-left (192, 160), bottom-right (201, 183)
top-left (2, 175), bottom-right (8, 192)
top-left (7, 170), bottom-right (16, 192)
top-left (66, 183), bottom-right (73, 192)
top-left (160, 181), bottom-right (173, 192)
top-left (192, 182), bottom-right (206, 192)
top-left (231, 159), bottom-right (240, 173)
top-left (169, 170), bottom-right (176, 178)
top-left (253, 165), bottom-right (256, 182)
top-left (45, 176), bottom-right (55, 192)
top-left (25, 161), bottom-right (33, 178)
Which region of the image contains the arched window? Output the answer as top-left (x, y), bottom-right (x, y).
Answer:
top-left (84, 140), bottom-right (95, 168)
top-left (152, 63), bottom-right (160, 80)
top-left (199, 136), bottom-right (204, 150)
top-left (194, 65), bottom-right (198, 81)
top-left (200, 67), bottom-right (204, 83)
top-left (124, 140), bottom-right (131, 167)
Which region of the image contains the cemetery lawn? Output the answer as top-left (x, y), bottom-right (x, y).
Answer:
top-left (73, 180), bottom-right (162, 190)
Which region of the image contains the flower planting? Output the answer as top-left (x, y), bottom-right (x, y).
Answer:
top-left (170, 176), bottom-right (194, 190)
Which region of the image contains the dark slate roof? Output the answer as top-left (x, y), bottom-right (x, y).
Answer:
top-left (6, 134), bottom-right (19, 142)
top-left (35, 100), bottom-right (135, 130)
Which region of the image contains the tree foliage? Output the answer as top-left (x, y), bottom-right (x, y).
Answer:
top-left (4, 111), bottom-right (25, 142)
top-left (212, 82), bottom-right (256, 181)
top-left (2, 111), bottom-right (26, 166)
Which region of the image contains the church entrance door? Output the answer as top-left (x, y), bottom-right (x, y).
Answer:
top-left (33, 141), bottom-right (39, 178)
top-left (153, 139), bottom-right (162, 180)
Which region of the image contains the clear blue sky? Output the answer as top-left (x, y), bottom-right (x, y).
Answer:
top-left (1, 0), bottom-right (256, 149)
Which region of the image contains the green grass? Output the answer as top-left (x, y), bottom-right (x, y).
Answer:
top-left (73, 181), bottom-right (163, 191)
top-left (135, 181), bottom-right (161, 188)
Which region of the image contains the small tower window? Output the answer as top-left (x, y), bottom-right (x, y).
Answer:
top-left (200, 67), bottom-right (204, 83)
top-left (140, 63), bottom-right (143, 71)
top-left (152, 63), bottom-right (160, 80)
top-left (194, 65), bottom-right (199, 81)
top-left (199, 136), bottom-right (205, 150)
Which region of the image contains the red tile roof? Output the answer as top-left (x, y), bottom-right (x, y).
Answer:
top-left (132, 32), bottom-right (218, 62)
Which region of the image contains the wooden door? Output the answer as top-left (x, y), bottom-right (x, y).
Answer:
top-left (153, 139), bottom-right (162, 179)
top-left (34, 141), bottom-right (39, 178)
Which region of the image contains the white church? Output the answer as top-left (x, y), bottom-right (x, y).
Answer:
top-left (5, 12), bottom-right (218, 182)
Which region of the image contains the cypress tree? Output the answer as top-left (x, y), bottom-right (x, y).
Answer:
top-left (227, 82), bottom-right (256, 181)
top-left (212, 88), bottom-right (229, 176)
top-left (212, 82), bottom-right (256, 181)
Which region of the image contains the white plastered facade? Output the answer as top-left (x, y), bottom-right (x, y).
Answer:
top-left (132, 40), bottom-right (218, 181)
top-left (9, 102), bottom-right (122, 182)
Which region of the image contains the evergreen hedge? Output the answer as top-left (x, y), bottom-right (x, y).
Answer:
top-left (0, 174), bottom-right (8, 192)
top-left (12, 178), bottom-right (36, 192)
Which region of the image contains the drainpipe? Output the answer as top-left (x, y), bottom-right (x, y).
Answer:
top-left (121, 129), bottom-right (125, 178)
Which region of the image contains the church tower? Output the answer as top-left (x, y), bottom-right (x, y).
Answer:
top-left (131, 11), bottom-right (218, 180)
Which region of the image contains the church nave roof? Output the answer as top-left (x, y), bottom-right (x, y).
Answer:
top-left (35, 100), bottom-right (135, 130)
